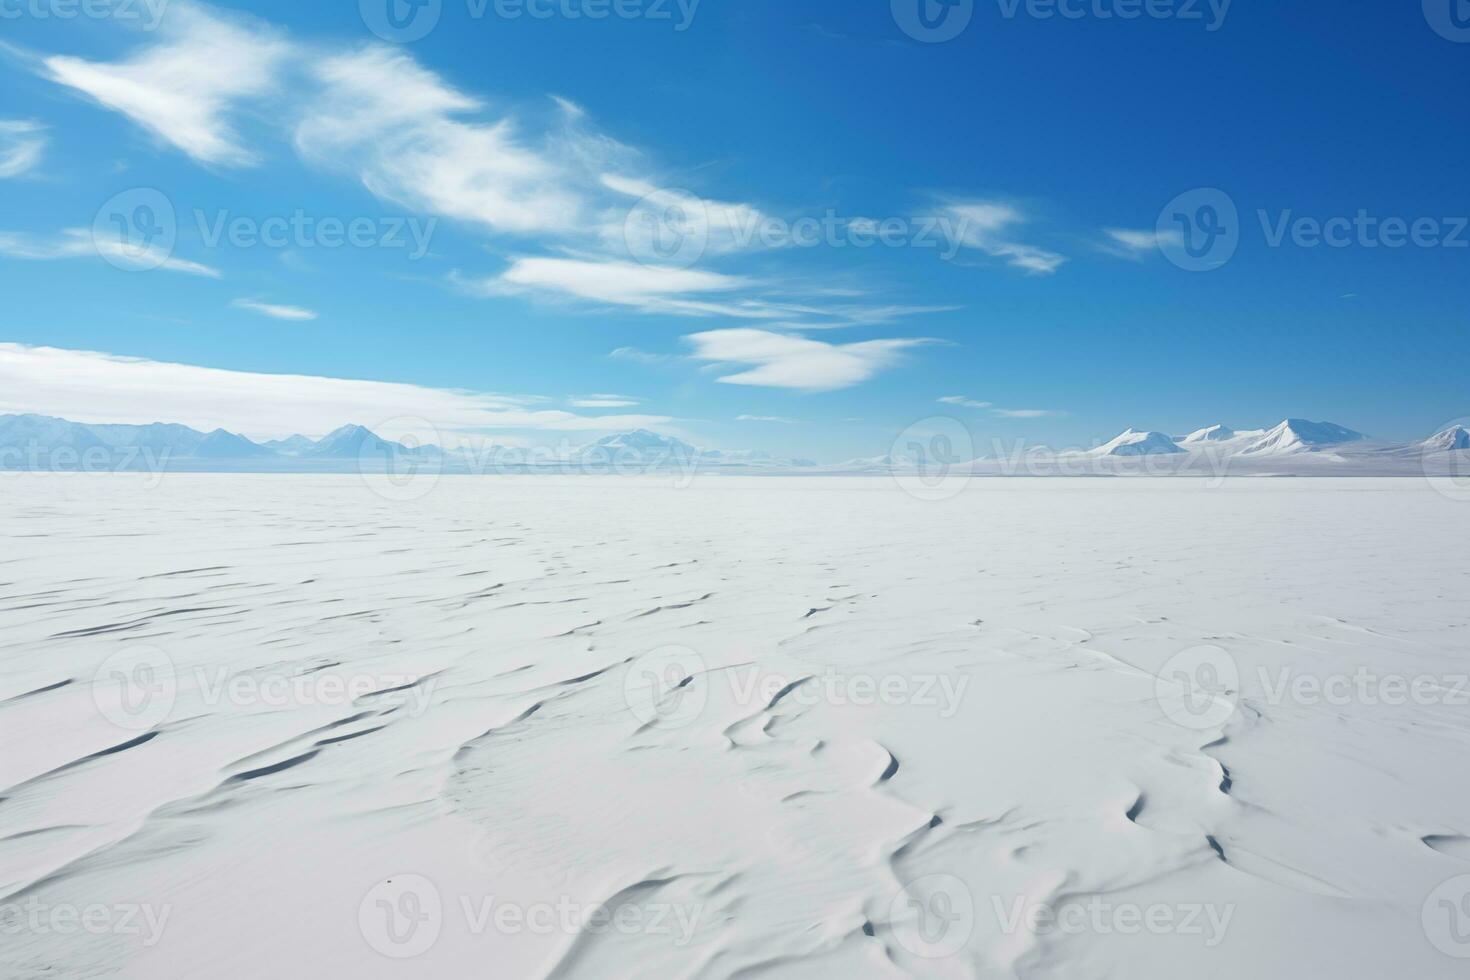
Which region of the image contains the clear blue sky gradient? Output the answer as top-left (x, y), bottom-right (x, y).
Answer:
top-left (2, 0), bottom-right (1467, 458)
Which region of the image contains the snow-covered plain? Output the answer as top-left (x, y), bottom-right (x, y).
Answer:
top-left (2, 474), bottom-right (1469, 978)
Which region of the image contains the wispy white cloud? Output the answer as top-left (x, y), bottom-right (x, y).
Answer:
top-left (684, 328), bottom-right (939, 392)
top-left (298, 54), bottom-right (899, 326)
top-left (824, 303), bottom-right (960, 326)
top-left (36, 9), bottom-right (612, 228)
top-left (298, 56), bottom-right (885, 324)
top-left (0, 120), bottom-right (46, 178)
top-left (1101, 227), bottom-right (1181, 260)
top-left (502, 256), bottom-right (746, 302)
top-left (571, 394), bottom-right (639, 408)
top-left (938, 395), bottom-right (1062, 418)
top-left (0, 344), bottom-right (673, 443)
top-left (481, 256), bottom-right (774, 318)
top-left (752, 302), bottom-right (961, 331)
top-left (233, 299), bottom-right (318, 321)
top-left (29, 7), bottom-right (961, 336)
top-left (991, 408), bottom-right (1066, 419)
top-left (608, 346), bottom-right (674, 364)
top-left (28, 5), bottom-right (964, 355)
top-left (985, 243), bottom-right (1067, 276)
top-left (481, 256), bottom-right (956, 328)
top-left (736, 414), bottom-right (801, 424)
top-left (941, 200), bottom-right (1066, 275)
top-left (43, 5), bottom-right (290, 166)
top-left (0, 228), bottom-right (220, 277)
top-left (550, 95), bottom-right (586, 120)
top-left (296, 47), bottom-right (617, 236)
top-left (601, 175), bottom-right (774, 261)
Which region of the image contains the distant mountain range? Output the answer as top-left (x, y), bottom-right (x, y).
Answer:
top-left (0, 415), bottom-right (813, 473)
top-left (0, 415), bottom-right (430, 464)
top-left (1088, 419), bottom-right (1370, 458)
top-left (1, 413), bottom-right (1465, 475)
top-left (843, 419), bottom-right (1470, 477)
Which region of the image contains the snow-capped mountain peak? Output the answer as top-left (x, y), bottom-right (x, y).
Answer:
top-left (195, 429), bottom-right (274, 458)
top-left (1182, 424), bottom-right (1237, 443)
top-left (305, 425), bottom-right (439, 460)
top-left (1423, 425), bottom-right (1470, 453)
top-left (1090, 429), bottom-right (1188, 456)
top-left (263, 435), bottom-right (317, 456)
top-left (1241, 419), bottom-right (1365, 456)
top-left (579, 429), bottom-right (697, 459)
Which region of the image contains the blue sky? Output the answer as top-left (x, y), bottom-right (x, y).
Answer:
top-left (1, 0), bottom-right (1467, 459)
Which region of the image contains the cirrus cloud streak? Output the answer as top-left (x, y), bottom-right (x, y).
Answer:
top-left (685, 329), bottom-right (940, 392)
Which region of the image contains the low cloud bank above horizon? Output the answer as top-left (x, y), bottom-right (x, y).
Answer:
top-left (0, 343), bottom-right (670, 443)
